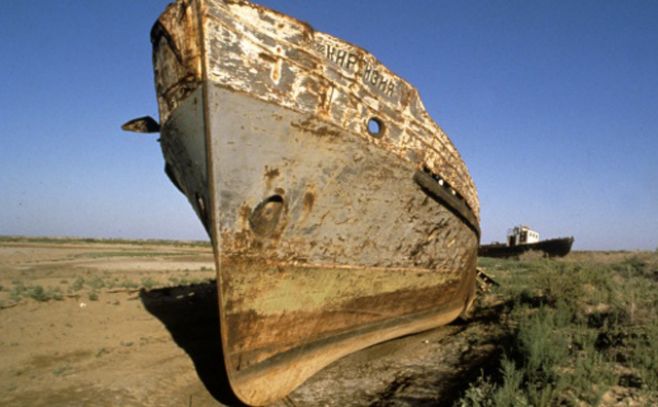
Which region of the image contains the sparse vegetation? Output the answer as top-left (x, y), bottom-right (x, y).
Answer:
top-left (0, 235), bottom-right (210, 247)
top-left (0, 237), bottom-right (214, 309)
top-left (140, 277), bottom-right (157, 290)
top-left (8, 281), bottom-right (63, 302)
top-left (120, 279), bottom-right (139, 289)
top-left (70, 276), bottom-right (85, 292)
top-left (9, 282), bottom-right (24, 302)
top-left (457, 252), bottom-right (658, 406)
top-left (26, 285), bottom-right (63, 302)
top-left (88, 275), bottom-right (105, 290)
top-left (51, 366), bottom-right (72, 377)
top-left (74, 251), bottom-right (188, 259)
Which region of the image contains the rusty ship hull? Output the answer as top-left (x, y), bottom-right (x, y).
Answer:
top-left (139, 0), bottom-right (480, 404)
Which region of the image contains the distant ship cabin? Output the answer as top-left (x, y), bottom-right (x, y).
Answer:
top-left (507, 225), bottom-right (540, 247)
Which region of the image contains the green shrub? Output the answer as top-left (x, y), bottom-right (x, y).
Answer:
top-left (120, 279), bottom-right (138, 289)
top-left (492, 358), bottom-right (527, 407)
top-left (10, 282), bottom-right (25, 302)
top-left (457, 376), bottom-right (496, 407)
top-left (458, 253), bottom-right (658, 405)
top-left (88, 276), bottom-right (105, 290)
top-left (71, 276), bottom-right (85, 291)
top-left (27, 286), bottom-right (47, 301)
top-left (140, 277), bottom-right (157, 290)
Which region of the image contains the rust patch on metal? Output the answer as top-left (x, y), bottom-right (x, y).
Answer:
top-left (290, 117), bottom-right (342, 138)
top-left (263, 166), bottom-right (280, 180)
top-left (302, 191), bottom-right (315, 213)
top-left (219, 256), bottom-right (472, 371)
top-left (263, 166), bottom-right (280, 191)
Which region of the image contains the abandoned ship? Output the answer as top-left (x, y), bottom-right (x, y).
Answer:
top-left (123, 0), bottom-right (480, 404)
top-left (479, 225), bottom-right (574, 258)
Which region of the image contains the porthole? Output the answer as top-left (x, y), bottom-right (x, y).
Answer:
top-left (366, 117), bottom-right (384, 138)
top-left (249, 195), bottom-right (284, 237)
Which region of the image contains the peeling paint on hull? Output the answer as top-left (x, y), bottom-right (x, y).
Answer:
top-left (146, 0), bottom-right (480, 405)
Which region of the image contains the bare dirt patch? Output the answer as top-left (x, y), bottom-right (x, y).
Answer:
top-left (0, 238), bottom-right (222, 406)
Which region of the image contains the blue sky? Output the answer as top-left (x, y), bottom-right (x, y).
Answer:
top-left (1, 1), bottom-right (656, 250)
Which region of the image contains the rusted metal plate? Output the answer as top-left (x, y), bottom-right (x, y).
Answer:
top-left (146, 0), bottom-right (480, 405)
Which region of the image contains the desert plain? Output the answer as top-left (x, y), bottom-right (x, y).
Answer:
top-left (1, 237), bottom-right (656, 406)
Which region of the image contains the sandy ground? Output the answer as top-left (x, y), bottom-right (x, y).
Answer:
top-left (0, 239), bottom-right (503, 406)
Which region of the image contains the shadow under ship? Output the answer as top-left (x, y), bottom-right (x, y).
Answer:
top-left (124, 0), bottom-right (480, 404)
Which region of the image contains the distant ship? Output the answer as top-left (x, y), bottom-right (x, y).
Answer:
top-left (479, 225), bottom-right (574, 258)
top-left (123, 0), bottom-right (480, 404)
